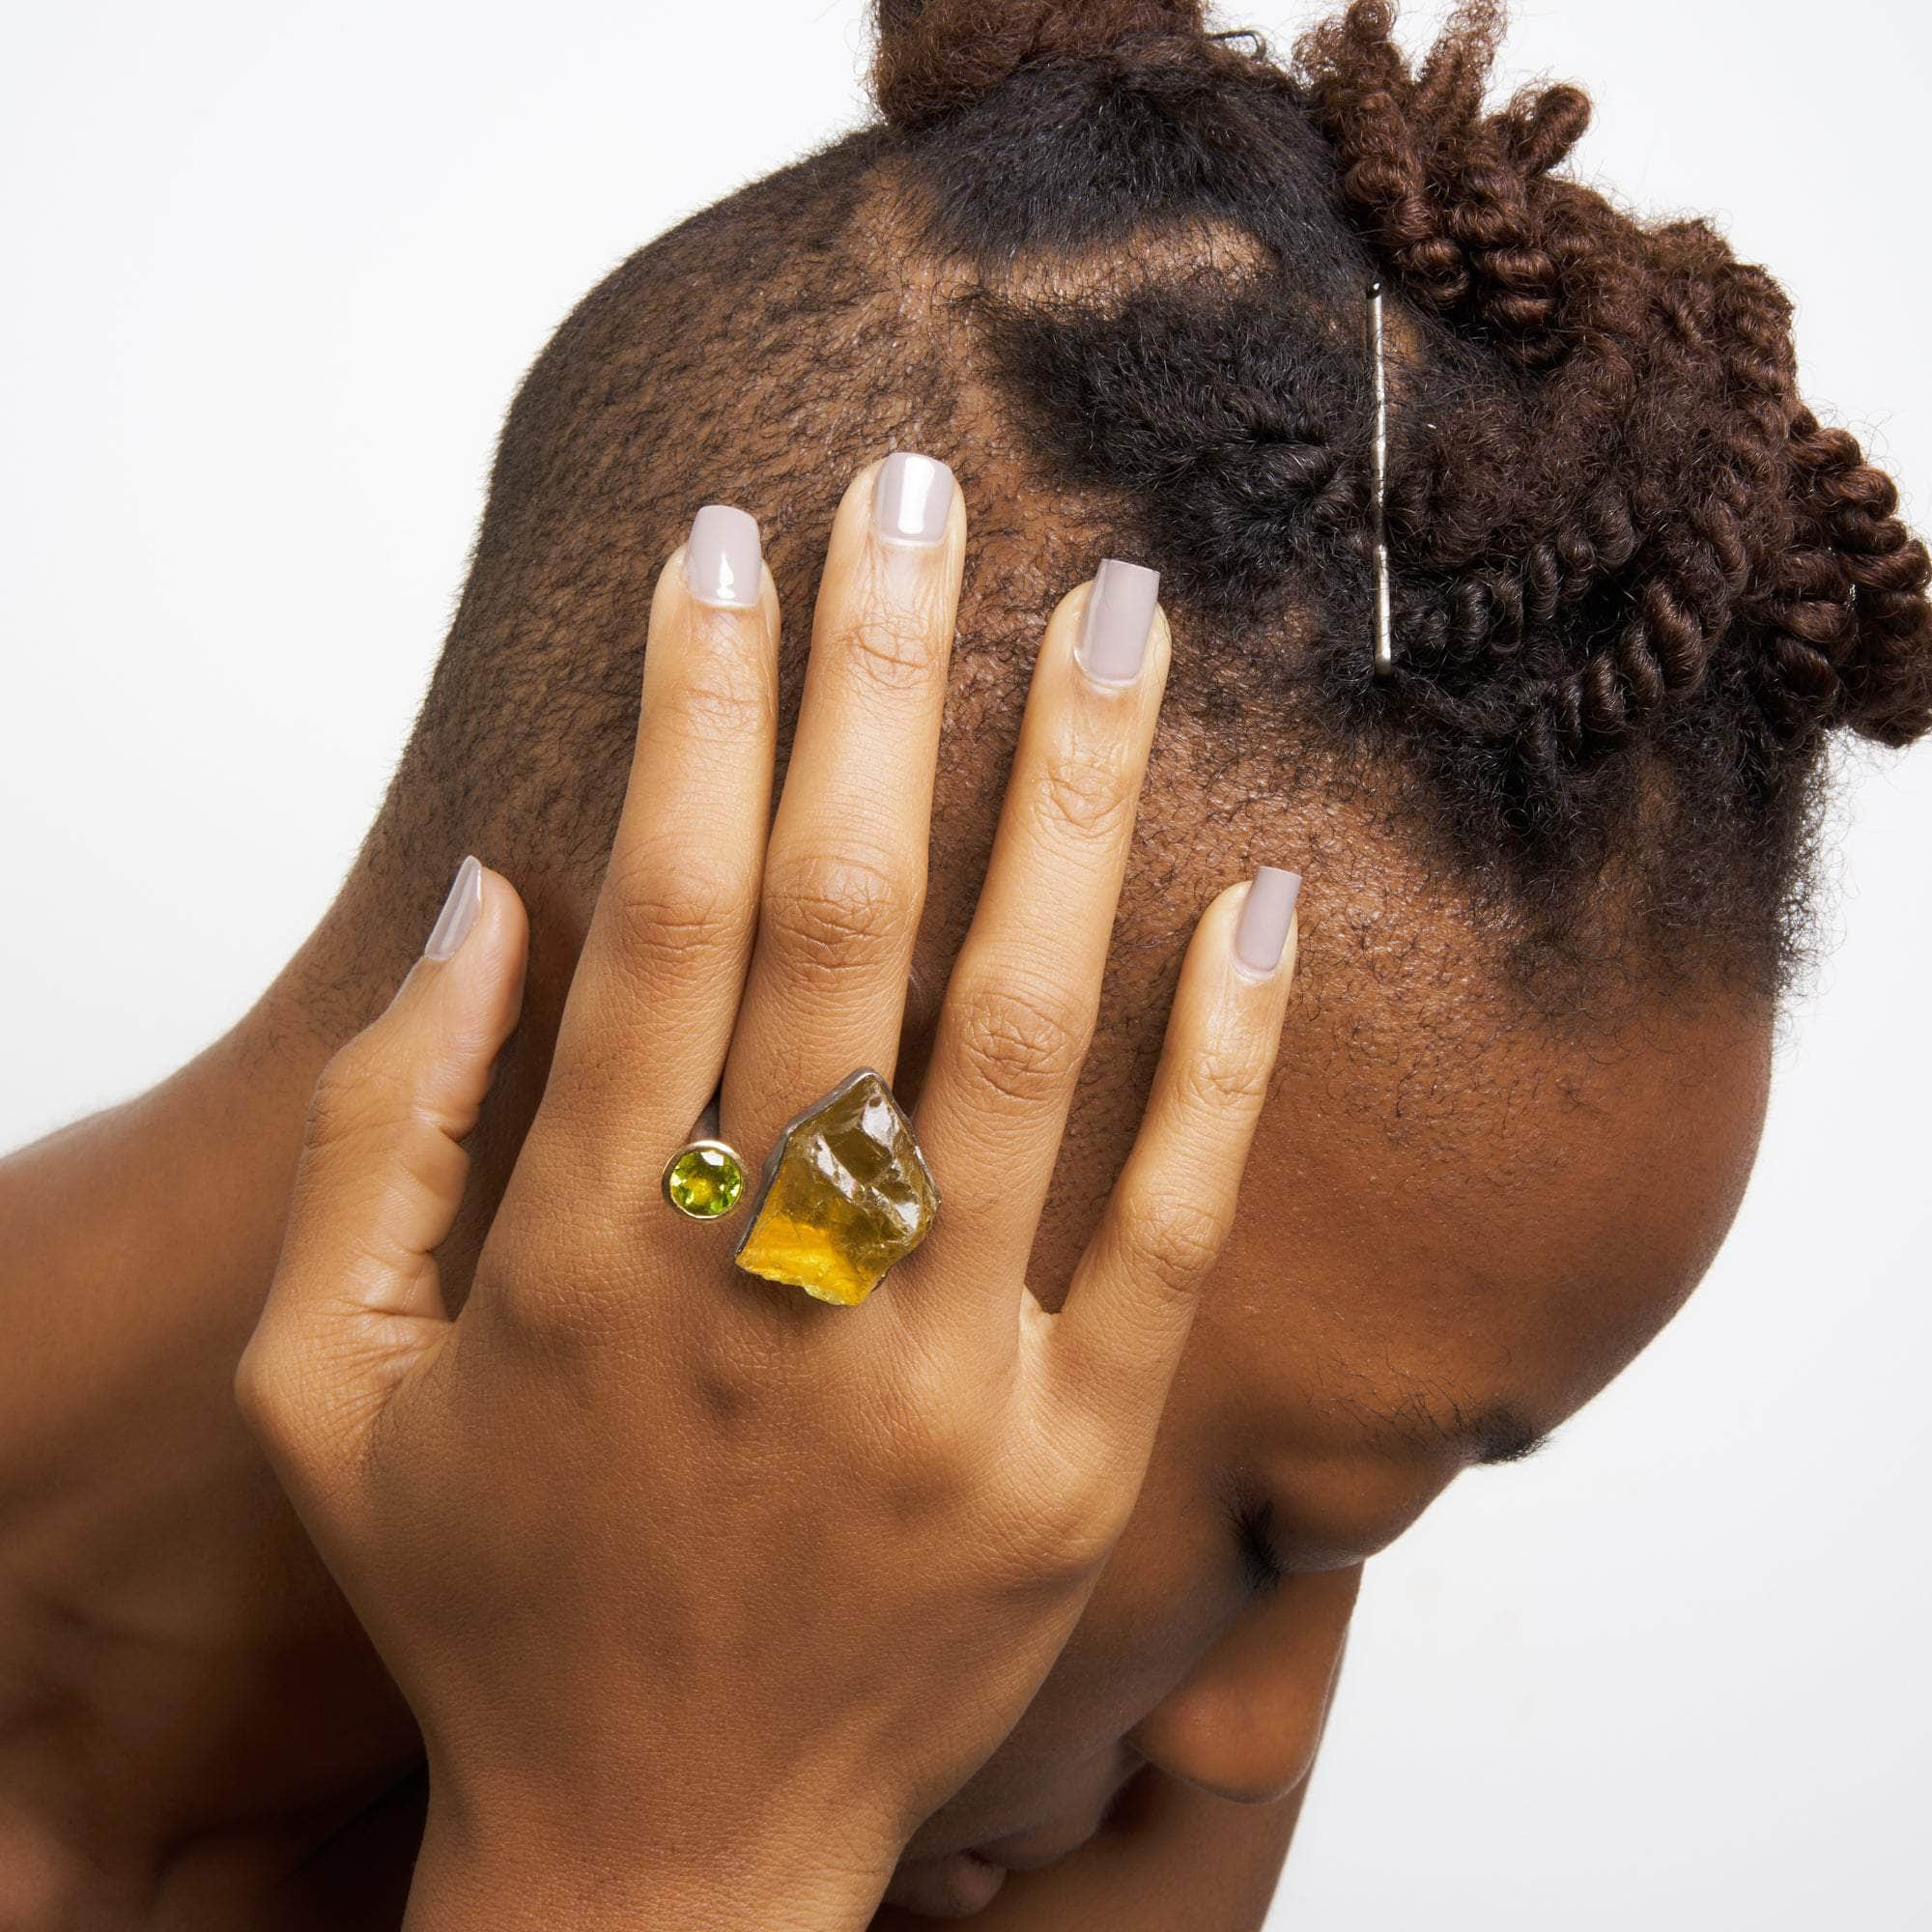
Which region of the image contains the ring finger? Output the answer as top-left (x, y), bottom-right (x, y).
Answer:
top-left (721, 452), bottom-right (964, 1161)
top-left (906, 560), bottom-right (1170, 1321)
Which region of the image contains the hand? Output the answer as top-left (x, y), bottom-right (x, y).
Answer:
top-left (236, 458), bottom-right (1301, 1930)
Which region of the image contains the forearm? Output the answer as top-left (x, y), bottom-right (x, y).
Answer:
top-left (406, 1803), bottom-right (892, 1932)
top-left (406, 1861), bottom-right (873, 1932)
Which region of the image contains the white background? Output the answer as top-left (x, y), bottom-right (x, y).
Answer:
top-left (2, 2), bottom-right (1926, 1924)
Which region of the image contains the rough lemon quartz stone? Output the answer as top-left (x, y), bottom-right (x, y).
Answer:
top-left (734, 1071), bottom-right (939, 1305)
top-left (664, 1144), bottom-right (745, 1218)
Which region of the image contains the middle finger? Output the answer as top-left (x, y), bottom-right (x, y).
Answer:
top-left (722, 452), bottom-right (964, 1160)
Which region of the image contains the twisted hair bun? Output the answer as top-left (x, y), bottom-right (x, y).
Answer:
top-left (1296, 0), bottom-right (1590, 370)
top-left (849, 0), bottom-right (1931, 970)
top-left (874, 0), bottom-right (1210, 130)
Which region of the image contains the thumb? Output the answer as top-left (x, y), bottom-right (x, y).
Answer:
top-left (236, 855), bottom-right (527, 1509)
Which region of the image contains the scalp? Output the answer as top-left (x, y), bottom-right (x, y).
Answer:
top-left (348, 3), bottom-right (1922, 1094)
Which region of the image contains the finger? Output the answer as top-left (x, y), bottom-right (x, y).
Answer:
top-left (1047, 869), bottom-right (1299, 1456)
top-left (235, 858), bottom-right (528, 1505)
top-left (906, 562), bottom-right (1168, 1315)
top-left (723, 454), bottom-right (963, 1161)
top-left (541, 506), bottom-right (781, 1177)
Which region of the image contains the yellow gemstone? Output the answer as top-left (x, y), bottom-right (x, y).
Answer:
top-left (664, 1143), bottom-right (747, 1219)
top-left (733, 1069), bottom-right (939, 1305)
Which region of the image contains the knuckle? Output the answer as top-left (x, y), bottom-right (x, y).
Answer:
top-left (875, 1318), bottom-right (983, 1462)
top-left (984, 1505), bottom-right (1091, 1598)
top-left (662, 656), bottom-right (775, 741)
top-left (840, 609), bottom-right (944, 695)
top-left (479, 1259), bottom-right (605, 1366)
top-left (232, 1330), bottom-right (301, 1460)
top-left (760, 847), bottom-right (917, 986)
top-left (230, 1336), bottom-right (276, 1435)
top-left (308, 1037), bottom-right (375, 1117)
top-left (990, 1451), bottom-right (1122, 1592)
top-left (302, 1055), bottom-right (360, 1146)
top-left (1175, 1039), bottom-right (1273, 1119)
top-left (1039, 1483), bottom-right (1127, 1580)
top-left (867, 1368), bottom-right (952, 1466)
top-left (1112, 1190), bottom-right (1231, 1300)
top-left (949, 974), bottom-right (1093, 1110)
top-left (604, 846), bottom-right (754, 980)
top-left (304, 1046), bottom-right (408, 1154)
top-left (1029, 734), bottom-right (1139, 844)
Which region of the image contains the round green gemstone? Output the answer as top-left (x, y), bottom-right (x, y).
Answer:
top-left (665, 1144), bottom-right (746, 1219)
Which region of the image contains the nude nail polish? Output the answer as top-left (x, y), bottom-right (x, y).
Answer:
top-left (1234, 867), bottom-right (1301, 976)
top-left (684, 504), bottom-right (762, 609)
top-left (1076, 559), bottom-right (1160, 688)
top-left (874, 452), bottom-right (955, 546)
top-left (424, 855), bottom-right (483, 961)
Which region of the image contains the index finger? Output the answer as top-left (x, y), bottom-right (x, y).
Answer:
top-left (539, 507), bottom-right (782, 1172)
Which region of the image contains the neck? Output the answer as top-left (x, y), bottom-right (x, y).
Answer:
top-left (0, 919), bottom-right (423, 1917)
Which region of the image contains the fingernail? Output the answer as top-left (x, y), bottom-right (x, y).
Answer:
top-left (424, 855), bottom-right (483, 961)
top-left (1234, 867), bottom-right (1301, 977)
top-left (873, 452), bottom-right (955, 546)
top-left (1076, 559), bottom-right (1160, 688)
top-left (684, 503), bottom-right (762, 609)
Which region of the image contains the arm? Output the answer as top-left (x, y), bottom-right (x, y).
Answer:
top-left (873, 1769), bottom-right (1309, 1932)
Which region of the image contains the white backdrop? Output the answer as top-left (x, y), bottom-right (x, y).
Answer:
top-left (2, 2), bottom-right (1926, 1925)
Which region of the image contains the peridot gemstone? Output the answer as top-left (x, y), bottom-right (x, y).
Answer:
top-left (733, 1069), bottom-right (939, 1305)
top-left (663, 1143), bottom-right (747, 1219)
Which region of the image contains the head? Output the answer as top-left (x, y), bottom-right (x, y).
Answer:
top-left (313, 0), bottom-right (1931, 1914)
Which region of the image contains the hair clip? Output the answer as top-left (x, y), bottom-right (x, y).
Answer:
top-left (1367, 279), bottom-right (1394, 681)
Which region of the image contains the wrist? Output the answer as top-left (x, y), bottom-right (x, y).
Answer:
top-left (406, 1783), bottom-right (897, 1932)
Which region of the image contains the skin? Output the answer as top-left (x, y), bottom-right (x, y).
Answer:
top-left (0, 457), bottom-right (1773, 1930)
top-left (240, 462), bottom-right (1314, 1932)
top-left (878, 905), bottom-right (1769, 1921)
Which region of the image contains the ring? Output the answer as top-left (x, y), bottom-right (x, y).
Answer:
top-left (661, 1069), bottom-right (940, 1308)
top-left (734, 1068), bottom-right (941, 1307)
top-left (660, 1099), bottom-right (750, 1221)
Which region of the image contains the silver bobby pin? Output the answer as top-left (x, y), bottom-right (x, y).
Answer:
top-left (1367, 279), bottom-right (1394, 681)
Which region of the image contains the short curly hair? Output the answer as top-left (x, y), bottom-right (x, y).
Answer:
top-left (388, 0), bottom-right (1929, 1009)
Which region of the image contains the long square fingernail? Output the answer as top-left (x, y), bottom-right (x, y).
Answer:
top-left (1234, 867), bottom-right (1301, 976)
top-left (424, 854), bottom-right (483, 961)
top-left (1076, 559), bottom-right (1160, 688)
top-left (874, 452), bottom-right (955, 547)
top-left (685, 503), bottom-right (762, 609)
